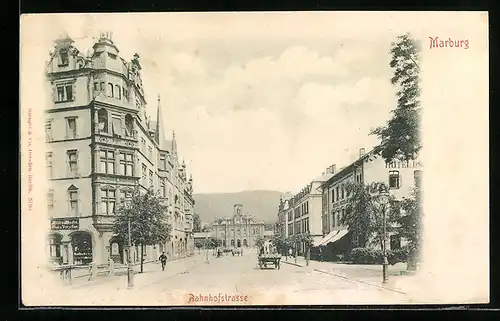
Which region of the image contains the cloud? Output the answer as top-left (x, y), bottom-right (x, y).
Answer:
top-left (144, 43), bottom-right (396, 193)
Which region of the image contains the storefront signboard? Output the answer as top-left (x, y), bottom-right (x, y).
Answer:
top-left (51, 218), bottom-right (79, 230)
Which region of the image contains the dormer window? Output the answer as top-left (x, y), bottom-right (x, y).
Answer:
top-left (59, 50), bottom-right (69, 66)
top-left (108, 53), bottom-right (117, 59)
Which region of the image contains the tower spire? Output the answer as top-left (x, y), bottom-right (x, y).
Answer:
top-left (172, 130), bottom-right (177, 156)
top-left (155, 94), bottom-right (161, 144)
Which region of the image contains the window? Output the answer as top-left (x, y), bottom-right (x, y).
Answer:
top-left (93, 82), bottom-right (99, 92)
top-left (331, 189), bottom-right (335, 203)
top-left (123, 88), bottom-right (129, 101)
top-left (45, 121), bottom-right (52, 141)
top-left (100, 150), bottom-right (115, 174)
top-left (149, 170), bottom-right (153, 187)
top-left (414, 170), bottom-right (422, 188)
top-left (66, 117), bottom-right (77, 139)
top-left (119, 152), bottom-right (134, 176)
top-left (46, 152), bottom-right (53, 178)
top-left (108, 52), bottom-right (117, 59)
top-left (100, 188), bottom-right (116, 215)
top-left (47, 190), bottom-right (54, 209)
top-left (107, 83), bottom-right (114, 97)
top-left (141, 164), bottom-right (147, 185)
top-left (100, 82), bottom-right (105, 91)
top-left (336, 187), bottom-right (339, 202)
top-left (389, 171), bottom-right (400, 189)
top-left (161, 179), bottom-right (166, 197)
top-left (125, 114), bottom-right (134, 136)
top-left (59, 50), bottom-right (69, 66)
top-left (115, 85), bottom-right (121, 99)
top-left (97, 109), bottom-right (108, 132)
top-left (68, 187), bottom-right (79, 216)
top-left (111, 117), bottom-right (122, 136)
top-left (55, 84), bottom-right (73, 102)
top-left (148, 146), bottom-right (153, 160)
top-left (49, 234), bottom-right (62, 258)
top-left (67, 150), bottom-right (78, 176)
top-left (141, 138), bottom-right (146, 153)
top-left (120, 190), bottom-right (133, 205)
top-left (159, 154), bottom-right (166, 170)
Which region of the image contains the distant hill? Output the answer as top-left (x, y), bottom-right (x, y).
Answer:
top-left (193, 190), bottom-right (288, 225)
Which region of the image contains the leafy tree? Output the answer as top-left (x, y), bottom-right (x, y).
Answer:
top-left (371, 33), bottom-right (421, 162)
top-left (271, 234), bottom-right (287, 256)
top-left (113, 188), bottom-right (171, 273)
top-left (194, 239), bottom-right (204, 253)
top-left (192, 213), bottom-right (202, 232)
top-left (389, 187), bottom-right (423, 271)
top-left (205, 237), bottom-right (222, 249)
top-left (341, 182), bottom-right (394, 251)
top-left (294, 233), bottom-right (314, 266)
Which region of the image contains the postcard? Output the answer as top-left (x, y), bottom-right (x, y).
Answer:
top-left (19, 12), bottom-right (489, 306)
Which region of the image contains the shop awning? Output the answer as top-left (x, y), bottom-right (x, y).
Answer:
top-left (314, 229), bottom-right (349, 247)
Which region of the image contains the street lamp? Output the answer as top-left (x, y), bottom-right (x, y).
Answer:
top-left (378, 184), bottom-right (390, 284)
top-left (205, 234), bottom-right (210, 264)
top-left (127, 218), bottom-right (134, 289)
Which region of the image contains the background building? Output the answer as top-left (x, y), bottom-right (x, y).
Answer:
top-left (317, 148), bottom-right (422, 258)
top-left (45, 33), bottom-right (194, 266)
top-left (211, 204), bottom-right (265, 247)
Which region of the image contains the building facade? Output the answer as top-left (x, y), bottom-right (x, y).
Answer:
top-left (45, 33), bottom-right (194, 266)
top-left (318, 148), bottom-right (422, 254)
top-left (211, 204), bottom-right (265, 247)
top-left (275, 167), bottom-right (334, 254)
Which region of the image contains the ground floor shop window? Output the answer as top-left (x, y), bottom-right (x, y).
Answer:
top-left (71, 231), bottom-right (93, 265)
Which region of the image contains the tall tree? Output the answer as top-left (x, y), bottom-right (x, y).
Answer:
top-left (389, 187), bottom-right (422, 271)
top-left (371, 33), bottom-right (421, 162)
top-left (113, 188), bottom-right (171, 273)
top-left (341, 182), bottom-right (394, 250)
top-left (192, 212), bottom-right (202, 232)
top-left (194, 239), bottom-right (204, 254)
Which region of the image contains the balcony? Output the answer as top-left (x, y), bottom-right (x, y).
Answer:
top-left (92, 214), bottom-right (116, 231)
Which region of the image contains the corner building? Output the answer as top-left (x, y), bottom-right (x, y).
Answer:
top-left (45, 33), bottom-right (195, 266)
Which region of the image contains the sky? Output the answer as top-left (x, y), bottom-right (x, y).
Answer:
top-left (22, 12), bottom-right (484, 194)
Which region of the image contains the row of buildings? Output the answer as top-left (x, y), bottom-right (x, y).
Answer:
top-left (45, 33), bottom-right (195, 266)
top-left (193, 204), bottom-right (273, 248)
top-left (276, 148), bottom-right (422, 259)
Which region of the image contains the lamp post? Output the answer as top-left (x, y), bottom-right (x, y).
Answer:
top-left (205, 234), bottom-right (209, 264)
top-left (127, 218), bottom-right (134, 289)
top-left (379, 184), bottom-right (390, 284)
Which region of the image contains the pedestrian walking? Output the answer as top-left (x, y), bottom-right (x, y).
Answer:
top-left (159, 252), bottom-right (167, 271)
top-left (288, 248), bottom-right (293, 258)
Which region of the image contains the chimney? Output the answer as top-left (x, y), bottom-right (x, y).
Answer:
top-left (359, 148), bottom-right (366, 158)
top-left (331, 164), bottom-right (336, 174)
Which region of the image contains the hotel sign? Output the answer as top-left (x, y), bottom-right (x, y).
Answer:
top-left (51, 218), bottom-right (79, 230)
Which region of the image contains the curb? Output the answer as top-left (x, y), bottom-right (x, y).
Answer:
top-left (282, 260), bottom-right (407, 295)
top-left (281, 260), bottom-right (306, 268)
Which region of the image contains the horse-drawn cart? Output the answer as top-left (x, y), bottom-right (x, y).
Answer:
top-left (258, 254), bottom-right (281, 269)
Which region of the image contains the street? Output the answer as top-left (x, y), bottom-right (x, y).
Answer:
top-left (43, 250), bottom-right (415, 306)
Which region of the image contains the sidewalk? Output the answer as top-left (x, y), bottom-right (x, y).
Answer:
top-left (281, 256), bottom-right (418, 295)
top-left (69, 253), bottom-right (203, 290)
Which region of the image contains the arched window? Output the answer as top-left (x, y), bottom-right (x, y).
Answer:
top-left (115, 85), bottom-right (121, 99)
top-left (97, 109), bottom-right (108, 132)
top-left (243, 239), bottom-right (248, 246)
top-left (68, 185), bottom-right (79, 216)
top-left (48, 233), bottom-right (62, 261)
top-left (125, 114), bottom-right (134, 136)
top-left (230, 239), bottom-right (235, 246)
top-left (107, 83), bottom-right (114, 97)
top-left (389, 171), bottom-right (400, 189)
